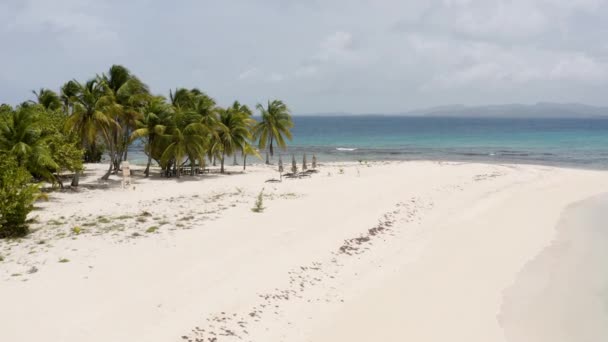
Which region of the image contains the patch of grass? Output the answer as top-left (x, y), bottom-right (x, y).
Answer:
top-left (136, 217), bottom-right (147, 223)
top-left (176, 223), bottom-right (185, 228)
top-left (97, 216), bottom-right (111, 224)
top-left (27, 266), bottom-right (38, 274)
top-left (251, 189), bottom-right (265, 213)
top-left (146, 226), bottom-right (159, 233)
top-left (131, 232), bottom-right (141, 237)
top-left (11, 273), bottom-right (22, 277)
top-left (82, 222), bottom-right (97, 227)
top-left (0, 254), bottom-right (4, 262)
top-left (72, 226), bottom-right (82, 235)
top-left (37, 240), bottom-right (45, 245)
top-left (158, 220), bottom-right (169, 226)
top-left (58, 258), bottom-right (70, 263)
top-left (179, 215), bottom-right (194, 221)
top-left (140, 211), bottom-right (152, 217)
top-left (115, 214), bottom-right (133, 220)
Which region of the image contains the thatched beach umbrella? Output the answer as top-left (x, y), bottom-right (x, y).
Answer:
top-left (291, 154), bottom-right (297, 174)
top-left (312, 154), bottom-right (317, 169)
top-left (302, 153), bottom-right (308, 171)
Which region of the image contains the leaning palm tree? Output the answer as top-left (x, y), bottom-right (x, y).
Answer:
top-left (100, 65), bottom-right (150, 170)
top-left (65, 78), bottom-right (116, 185)
top-left (253, 100), bottom-right (294, 163)
top-left (130, 96), bottom-right (170, 177)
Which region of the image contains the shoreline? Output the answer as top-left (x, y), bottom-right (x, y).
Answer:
top-left (499, 192), bottom-right (608, 342)
top-left (1, 160), bottom-right (607, 341)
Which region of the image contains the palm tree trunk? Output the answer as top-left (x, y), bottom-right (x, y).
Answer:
top-left (243, 155), bottom-right (247, 170)
top-left (233, 154), bottom-right (238, 165)
top-left (144, 154), bottom-right (151, 177)
top-left (101, 159), bottom-right (113, 180)
top-left (71, 171), bottom-right (79, 187)
top-left (269, 136), bottom-right (274, 157)
top-left (220, 151), bottom-right (225, 173)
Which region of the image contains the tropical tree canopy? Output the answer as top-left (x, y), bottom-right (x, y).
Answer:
top-left (254, 100), bottom-right (294, 158)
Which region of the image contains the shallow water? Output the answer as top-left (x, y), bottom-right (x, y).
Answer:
top-left (499, 193), bottom-right (608, 342)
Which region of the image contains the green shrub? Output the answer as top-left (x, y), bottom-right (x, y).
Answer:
top-left (146, 226), bottom-right (158, 233)
top-left (0, 157), bottom-right (41, 238)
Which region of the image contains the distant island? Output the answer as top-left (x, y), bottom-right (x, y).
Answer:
top-left (300, 103), bottom-right (608, 118)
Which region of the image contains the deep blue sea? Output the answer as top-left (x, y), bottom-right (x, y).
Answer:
top-left (128, 116), bottom-right (608, 169)
top-left (284, 116), bottom-right (608, 169)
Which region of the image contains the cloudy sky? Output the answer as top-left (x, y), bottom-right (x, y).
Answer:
top-left (1, 0), bottom-right (608, 113)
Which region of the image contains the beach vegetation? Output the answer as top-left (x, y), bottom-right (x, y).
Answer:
top-left (254, 100), bottom-right (294, 163)
top-left (72, 226), bottom-right (82, 235)
top-left (146, 226), bottom-right (158, 233)
top-left (58, 258), bottom-right (70, 263)
top-left (0, 157), bottom-right (42, 238)
top-left (252, 189), bottom-right (265, 213)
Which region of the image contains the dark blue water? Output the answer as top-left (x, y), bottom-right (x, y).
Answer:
top-left (283, 116), bottom-right (608, 169)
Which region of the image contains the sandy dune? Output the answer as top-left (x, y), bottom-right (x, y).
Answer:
top-left (1, 161), bottom-right (606, 342)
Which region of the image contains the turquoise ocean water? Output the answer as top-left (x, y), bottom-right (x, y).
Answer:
top-left (129, 116), bottom-right (608, 169)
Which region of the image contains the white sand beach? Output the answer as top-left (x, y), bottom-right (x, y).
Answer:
top-left (1, 161), bottom-right (607, 342)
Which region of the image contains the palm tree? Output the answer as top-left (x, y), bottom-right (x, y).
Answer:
top-left (60, 80), bottom-right (80, 115)
top-left (100, 65), bottom-right (150, 170)
top-left (241, 143), bottom-right (261, 171)
top-left (131, 96), bottom-right (169, 177)
top-left (217, 102), bottom-right (255, 173)
top-left (31, 88), bottom-right (62, 111)
top-left (65, 79), bottom-right (115, 185)
top-left (160, 111), bottom-right (209, 178)
top-left (254, 100), bottom-right (293, 163)
top-left (0, 105), bottom-right (59, 183)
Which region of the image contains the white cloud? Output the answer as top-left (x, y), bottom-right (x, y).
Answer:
top-left (238, 68), bottom-right (262, 80)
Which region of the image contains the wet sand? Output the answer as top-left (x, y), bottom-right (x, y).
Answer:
top-left (500, 193), bottom-right (608, 342)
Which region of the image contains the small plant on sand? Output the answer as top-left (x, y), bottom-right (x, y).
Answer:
top-left (72, 226), bottom-right (82, 235)
top-left (131, 232), bottom-right (141, 237)
top-left (115, 214), bottom-right (133, 220)
top-left (27, 266), bottom-right (38, 274)
top-left (140, 211), bottom-right (152, 217)
top-left (146, 226), bottom-right (158, 233)
top-left (58, 258), bottom-right (70, 263)
top-left (136, 217), bottom-right (147, 223)
top-left (251, 189), bottom-right (265, 213)
top-left (0, 254), bottom-right (4, 262)
top-left (338, 168), bottom-right (344, 174)
top-left (97, 216), bottom-right (111, 224)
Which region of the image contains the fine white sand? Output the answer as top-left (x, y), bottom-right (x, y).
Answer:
top-left (1, 160), bottom-right (607, 342)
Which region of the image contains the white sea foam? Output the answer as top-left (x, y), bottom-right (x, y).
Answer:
top-left (336, 147), bottom-right (357, 151)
